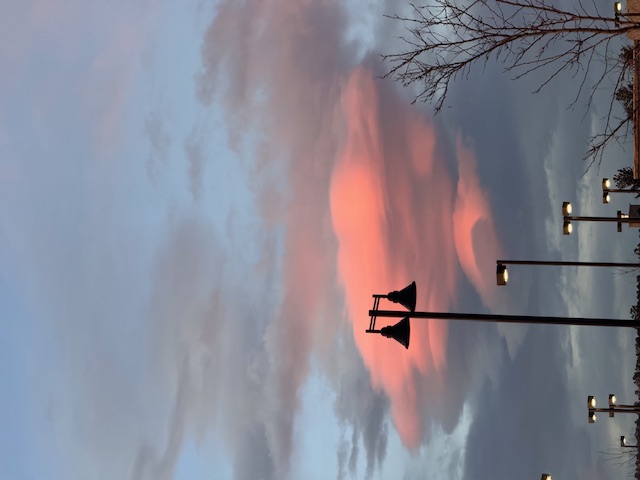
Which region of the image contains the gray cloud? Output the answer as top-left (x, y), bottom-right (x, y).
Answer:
top-left (144, 111), bottom-right (172, 182)
top-left (184, 126), bottom-right (206, 202)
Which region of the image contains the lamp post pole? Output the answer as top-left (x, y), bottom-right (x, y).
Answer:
top-left (496, 259), bottom-right (640, 285)
top-left (497, 259), bottom-right (640, 267)
top-left (368, 309), bottom-right (640, 328)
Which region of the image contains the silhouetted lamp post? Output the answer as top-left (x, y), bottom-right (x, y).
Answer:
top-left (562, 201), bottom-right (639, 234)
top-left (367, 282), bottom-right (640, 349)
top-left (496, 259), bottom-right (640, 285)
top-left (587, 395), bottom-right (640, 423)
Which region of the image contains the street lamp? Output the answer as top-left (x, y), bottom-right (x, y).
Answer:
top-left (614, 2), bottom-right (640, 20)
top-left (367, 283), bottom-right (640, 349)
top-left (561, 201), bottom-right (639, 234)
top-left (496, 259), bottom-right (640, 285)
top-left (587, 394), bottom-right (640, 423)
top-left (601, 177), bottom-right (640, 204)
top-left (621, 435), bottom-right (639, 447)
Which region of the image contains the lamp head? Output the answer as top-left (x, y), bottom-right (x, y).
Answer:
top-left (609, 394), bottom-right (617, 406)
top-left (386, 282), bottom-right (417, 312)
top-left (563, 220), bottom-right (572, 235)
top-left (541, 475), bottom-right (552, 480)
top-left (621, 435), bottom-right (628, 447)
top-left (562, 201), bottom-right (572, 216)
top-left (496, 263), bottom-right (508, 286)
top-left (588, 395), bottom-right (596, 408)
top-left (603, 178), bottom-right (611, 190)
top-left (615, 1), bottom-right (622, 13)
top-left (603, 192), bottom-right (610, 204)
top-left (380, 317), bottom-right (410, 349)
top-left (589, 411), bottom-right (597, 423)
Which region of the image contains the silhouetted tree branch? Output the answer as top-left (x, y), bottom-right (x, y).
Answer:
top-left (383, 0), bottom-right (638, 166)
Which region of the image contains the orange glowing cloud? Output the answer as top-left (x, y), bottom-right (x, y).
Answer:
top-left (330, 67), bottom-right (503, 448)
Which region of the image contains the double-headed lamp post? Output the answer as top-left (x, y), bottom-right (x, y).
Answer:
top-left (562, 201), bottom-right (637, 234)
top-left (602, 178), bottom-right (639, 204)
top-left (496, 259), bottom-right (640, 285)
top-left (367, 282), bottom-right (640, 349)
top-left (587, 395), bottom-right (640, 423)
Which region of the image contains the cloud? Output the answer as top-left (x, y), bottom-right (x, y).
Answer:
top-left (193, 0), bottom-right (505, 475)
top-left (184, 126), bottom-right (206, 202)
top-left (330, 66), bottom-right (508, 448)
top-left (5, 1), bottom-right (505, 479)
top-left (145, 112), bottom-right (172, 182)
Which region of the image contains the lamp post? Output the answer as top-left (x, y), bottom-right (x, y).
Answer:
top-left (496, 259), bottom-right (640, 285)
top-left (614, 2), bottom-right (640, 26)
top-left (562, 201), bottom-right (638, 234)
top-left (602, 178), bottom-right (639, 204)
top-left (366, 282), bottom-right (640, 349)
top-left (587, 395), bottom-right (640, 423)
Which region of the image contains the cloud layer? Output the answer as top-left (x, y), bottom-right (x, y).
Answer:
top-left (195, 0), bottom-right (503, 475)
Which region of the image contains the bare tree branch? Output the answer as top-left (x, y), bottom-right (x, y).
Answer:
top-left (382, 0), bottom-right (638, 167)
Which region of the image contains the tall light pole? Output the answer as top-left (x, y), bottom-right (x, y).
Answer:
top-left (587, 395), bottom-right (640, 423)
top-left (562, 202), bottom-right (638, 234)
top-left (366, 282), bottom-right (640, 349)
top-left (496, 259), bottom-right (640, 285)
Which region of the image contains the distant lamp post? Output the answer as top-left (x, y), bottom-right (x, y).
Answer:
top-left (496, 259), bottom-right (640, 285)
top-left (602, 177), bottom-right (640, 204)
top-left (614, 2), bottom-right (640, 23)
top-left (561, 201), bottom-right (640, 234)
top-left (587, 394), bottom-right (640, 423)
top-left (367, 283), bottom-right (640, 350)
top-left (621, 435), bottom-right (639, 448)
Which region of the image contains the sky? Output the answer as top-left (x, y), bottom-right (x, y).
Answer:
top-left (1, 0), bottom-right (640, 479)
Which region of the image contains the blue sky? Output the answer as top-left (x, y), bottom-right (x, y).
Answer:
top-left (2, 1), bottom-right (640, 479)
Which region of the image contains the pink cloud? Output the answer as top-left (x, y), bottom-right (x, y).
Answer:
top-left (194, 0), bottom-right (504, 471)
top-left (453, 137), bottom-right (504, 307)
top-left (330, 67), bottom-right (503, 447)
